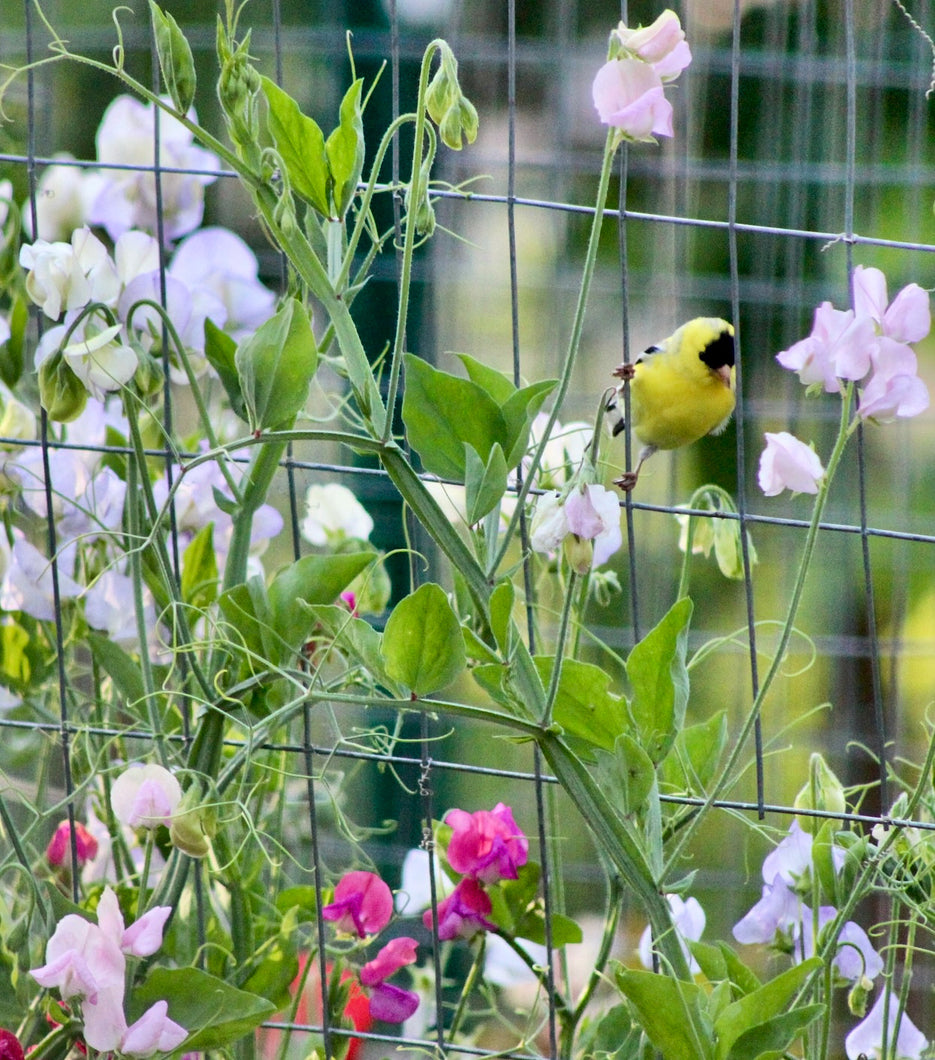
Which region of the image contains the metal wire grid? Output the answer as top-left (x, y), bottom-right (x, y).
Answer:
top-left (2, 0), bottom-right (935, 1052)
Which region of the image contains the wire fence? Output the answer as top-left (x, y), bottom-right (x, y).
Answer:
top-left (2, 0), bottom-right (935, 1054)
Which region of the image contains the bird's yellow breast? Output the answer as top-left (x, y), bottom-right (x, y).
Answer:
top-left (630, 356), bottom-right (735, 451)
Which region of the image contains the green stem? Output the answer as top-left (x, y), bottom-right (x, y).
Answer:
top-left (542, 570), bottom-right (577, 726)
top-left (663, 385), bottom-right (855, 876)
top-left (380, 41), bottom-right (441, 443)
top-left (493, 130), bottom-right (619, 574)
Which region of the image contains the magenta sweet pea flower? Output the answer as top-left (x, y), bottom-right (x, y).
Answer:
top-left (322, 870), bottom-right (394, 938)
top-left (424, 877), bottom-right (496, 941)
top-left (46, 820), bottom-right (99, 868)
top-left (0, 1030), bottom-right (24, 1060)
top-left (445, 803), bottom-right (529, 885)
top-left (758, 432), bottom-right (824, 497)
top-left (358, 937), bottom-right (420, 1023)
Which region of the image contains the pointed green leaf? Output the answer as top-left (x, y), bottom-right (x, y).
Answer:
top-left (261, 77), bottom-right (330, 216)
top-left (235, 298), bottom-right (317, 432)
top-left (133, 967), bottom-right (276, 1052)
top-left (218, 577), bottom-right (274, 662)
top-left (458, 351), bottom-right (516, 404)
top-left (402, 355), bottom-right (504, 479)
top-left (615, 967), bottom-right (712, 1060)
top-left (725, 1005), bottom-right (824, 1060)
top-left (268, 553), bottom-right (375, 652)
top-left (0, 295), bottom-right (28, 388)
top-left (489, 579), bottom-right (514, 656)
top-left (593, 733), bottom-right (656, 815)
top-left (87, 631), bottom-right (146, 709)
top-left (626, 597), bottom-right (693, 764)
top-left (306, 604), bottom-right (396, 691)
top-left (325, 78), bottom-right (365, 218)
top-left (204, 318), bottom-right (247, 422)
top-left (382, 582), bottom-right (466, 695)
top-left (500, 379), bottom-right (559, 467)
top-left (464, 442), bottom-right (508, 524)
top-left (660, 711), bottom-right (728, 796)
top-left (713, 957), bottom-right (821, 1060)
top-left (534, 656), bottom-right (630, 754)
top-left (181, 524), bottom-right (219, 611)
top-left (149, 1), bottom-right (196, 113)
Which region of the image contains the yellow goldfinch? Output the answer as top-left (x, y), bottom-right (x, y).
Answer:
top-left (605, 318), bottom-right (735, 491)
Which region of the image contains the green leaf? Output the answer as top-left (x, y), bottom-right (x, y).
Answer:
top-left (382, 582), bottom-right (466, 695)
top-left (593, 733), bottom-right (656, 815)
top-left (464, 442), bottom-right (508, 524)
top-left (689, 941), bottom-right (762, 1000)
top-left (204, 318), bottom-right (247, 422)
top-left (133, 967), bottom-right (276, 1052)
top-left (489, 579), bottom-right (514, 656)
top-left (239, 933), bottom-right (299, 1009)
top-left (88, 632), bottom-right (146, 709)
top-left (235, 298), bottom-right (317, 432)
top-left (0, 295), bottom-right (28, 388)
top-left (181, 524), bottom-right (219, 611)
top-left (713, 958), bottom-right (821, 1060)
top-left (660, 711), bottom-right (728, 797)
top-left (325, 78), bottom-right (365, 218)
top-left (402, 355), bottom-right (504, 479)
top-left (534, 656), bottom-right (630, 754)
top-left (626, 597), bottom-right (693, 764)
top-left (725, 1005), bottom-right (824, 1060)
top-left (268, 553), bottom-right (376, 653)
top-left (149, 1), bottom-right (196, 113)
top-left (261, 77), bottom-right (330, 216)
top-left (615, 967), bottom-right (713, 1060)
top-left (218, 577), bottom-right (275, 663)
top-left (499, 378), bottom-right (559, 468)
top-left (306, 603), bottom-right (397, 690)
top-left (276, 885), bottom-right (319, 920)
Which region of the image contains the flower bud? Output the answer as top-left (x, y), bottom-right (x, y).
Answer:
top-left (563, 533), bottom-right (593, 576)
top-left (38, 350), bottom-right (88, 422)
top-left (46, 820), bottom-right (99, 868)
top-left (794, 753), bottom-right (846, 833)
top-left (149, 1), bottom-right (197, 114)
top-left (847, 974), bottom-right (873, 1017)
top-left (169, 783), bottom-right (216, 858)
top-left (457, 96), bottom-right (479, 145)
top-left (0, 387), bottom-right (37, 445)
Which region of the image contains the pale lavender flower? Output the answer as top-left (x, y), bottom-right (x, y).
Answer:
top-left (845, 991), bottom-right (928, 1060)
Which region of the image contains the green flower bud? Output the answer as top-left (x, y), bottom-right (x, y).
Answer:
top-left (847, 974), bottom-right (873, 1017)
top-left (564, 534), bottom-right (593, 575)
top-left (457, 95), bottom-right (479, 145)
top-left (38, 351), bottom-right (87, 422)
top-left (149, 1), bottom-right (197, 114)
top-left (425, 66), bottom-right (456, 127)
top-left (795, 752), bottom-right (847, 833)
top-left (169, 782), bottom-right (217, 858)
top-left (218, 30), bottom-right (261, 148)
top-left (0, 386), bottom-right (37, 445)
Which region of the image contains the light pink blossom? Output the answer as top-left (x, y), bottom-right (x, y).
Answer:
top-left (853, 265), bottom-right (931, 344)
top-left (120, 1001), bottom-right (188, 1058)
top-left (592, 59), bottom-right (673, 141)
top-left (611, 10), bottom-right (692, 80)
top-left (111, 763), bottom-right (182, 830)
top-left (776, 303), bottom-right (877, 392)
top-left (758, 432), bottom-right (824, 497)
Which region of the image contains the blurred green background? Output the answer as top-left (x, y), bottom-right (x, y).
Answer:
top-left (2, 0), bottom-right (935, 980)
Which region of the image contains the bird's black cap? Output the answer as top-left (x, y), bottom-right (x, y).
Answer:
top-left (698, 329), bottom-right (735, 372)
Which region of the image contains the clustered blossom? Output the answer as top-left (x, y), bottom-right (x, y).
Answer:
top-left (733, 822), bottom-right (883, 987)
top-left (530, 484), bottom-right (622, 574)
top-left (425, 803), bottom-right (528, 942)
top-left (592, 10), bottom-right (692, 143)
top-left (321, 870), bottom-right (419, 1023)
top-left (29, 886), bottom-right (186, 1055)
top-left (761, 266), bottom-right (931, 495)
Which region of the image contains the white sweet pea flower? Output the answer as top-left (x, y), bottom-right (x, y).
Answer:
top-left (88, 95), bottom-right (219, 241)
top-left (639, 894), bottom-right (705, 974)
top-left (62, 322), bottom-right (138, 402)
top-left (19, 227), bottom-right (119, 320)
top-left (23, 156), bottom-right (104, 241)
top-left (302, 483), bottom-right (374, 545)
top-left (114, 230), bottom-right (161, 288)
top-left (84, 568), bottom-right (156, 653)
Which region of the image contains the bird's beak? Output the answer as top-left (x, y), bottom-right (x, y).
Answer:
top-left (716, 365), bottom-right (733, 386)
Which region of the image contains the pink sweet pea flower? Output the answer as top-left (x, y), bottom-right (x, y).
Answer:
top-left (120, 1000), bottom-right (188, 1057)
top-left (845, 991), bottom-right (928, 1060)
top-left (776, 302), bottom-right (877, 392)
top-left (853, 265), bottom-right (931, 344)
top-left (445, 803), bottom-right (529, 885)
top-left (424, 877), bottom-right (496, 941)
top-left (111, 763), bottom-right (182, 830)
top-left (46, 820), bottom-right (99, 868)
top-left (322, 871), bottom-right (393, 938)
top-left (356, 938), bottom-right (420, 1024)
top-left (857, 336), bottom-right (930, 422)
top-left (592, 59), bottom-right (673, 141)
top-left (758, 432), bottom-right (824, 497)
top-left (612, 10), bottom-right (692, 81)
top-left (564, 484), bottom-right (623, 569)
